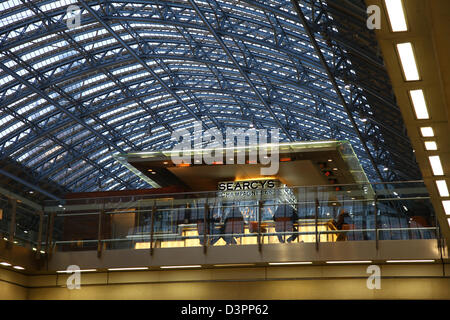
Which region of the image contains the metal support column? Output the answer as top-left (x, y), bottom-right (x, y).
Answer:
top-left (150, 202), bottom-right (156, 256)
top-left (8, 198), bottom-right (16, 243)
top-left (203, 202), bottom-right (209, 254)
top-left (315, 198), bottom-right (319, 251)
top-left (258, 200), bottom-right (263, 252)
top-left (374, 195), bottom-right (379, 250)
top-left (36, 210), bottom-right (44, 259)
top-left (97, 209), bottom-right (104, 258)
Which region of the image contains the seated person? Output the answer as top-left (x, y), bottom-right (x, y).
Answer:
top-left (222, 203), bottom-right (244, 245)
top-left (333, 209), bottom-right (351, 241)
top-left (193, 202), bottom-right (222, 246)
top-left (273, 203), bottom-right (298, 243)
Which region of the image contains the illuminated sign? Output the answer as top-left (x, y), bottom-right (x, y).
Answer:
top-left (218, 179), bottom-right (279, 200)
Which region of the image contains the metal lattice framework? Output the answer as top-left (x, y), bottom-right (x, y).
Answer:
top-left (0, 0), bottom-right (421, 196)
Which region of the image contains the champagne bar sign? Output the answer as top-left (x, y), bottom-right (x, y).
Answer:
top-left (218, 179), bottom-right (280, 200)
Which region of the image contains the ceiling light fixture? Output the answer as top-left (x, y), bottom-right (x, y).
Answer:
top-left (386, 260), bottom-right (435, 263)
top-left (409, 90), bottom-right (429, 119)
top-left (429, 156), bottom-right (444, 176)
top-left (107, 267), bottom-right (149, 271)
top-left (268, 262), bottom-right (313, 266)
top-left (326, 261), bottom-right (372, 264)
top-left (384, 0), bottom-right (408, 32)
top-left (442, 200), bottom-right (450, 216)
top-left (160, 265), bottom-right (202, 269)
top-left (424, 141), bottom-right (438, 151)
top-left (397, 43), bottom-right (420, 81)
top-left (436, 181), bottom-right (449, 197)
top-left (420, 127), bottom-right (434, 137)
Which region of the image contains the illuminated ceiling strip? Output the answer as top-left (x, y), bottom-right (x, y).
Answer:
top-left (56, 269), bottom-right (97, 273)
top-left (420, 127), bottom-right (434, 137)
top-left (409, 90), bottom-right (429, 119)
top-left (443, 200), bottom-right (450, 215)
top-left (424, 141), bottom-right (437, 151)
top-left (429, 156), bottom-right (444, 176)
top-left (436, 180), bottom-right (449, 197)
top-left (107, 267), bottom-right (149, 271)
top-left (384, 0), bottom-right (408, 32)
top-left (268, 262), bottom-right (313, 265)
top-left (397, 43), bottom-right (420, 81)
top-left (325, 261), bottom-right (372, 264)
top-left (386, 260), bottom-right (435, 263)
top-left (160, 265), bottom-right (202, 269)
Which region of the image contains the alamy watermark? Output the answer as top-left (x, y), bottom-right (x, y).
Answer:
top-left (64, 265), bottom-right (81, 290)
top-left (366, 265), bottom-right (381, 290)
top-left (170, 121), bottom-right (280, 176)
top-left (367, 5), bottom-right (381, 30)
top-left (66, 5), bottom-right (81, 30)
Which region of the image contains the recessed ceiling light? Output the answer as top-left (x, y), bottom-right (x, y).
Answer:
top-left (429, 156), bottom-right (444, 176)
top-left (420, 127), bottom-right (434, 137)
top-left (56, 269), bottom-right (97, 273)
top-left (384, 0), bottom-right (408, 32)
top-left (0, 262), bottom-right (11, 266)
top-left (214, 264), bottom-right (256, 267)
top-left (13, 266), bottom-right (25, 270)
top-left (424, 141), bottom-right (438, 151)
top-left (326, 261), bottom-right (372, 264)
top-left (268, 262), bottom-right (312, 266)
top-left (107, 267), bottom-right (149, 271)
top-left (386, 260), bottom-right (435, 263)
top-left (436, 180), bottom-right (449, 197)
top-left (397, 43), bottom-right (420, 81)
top-left (443, 200), bottom-right (450, 215)
top-left (409, 90), bottom-right (429, 119)
top-left (160, 265), bottom-right (202, 269)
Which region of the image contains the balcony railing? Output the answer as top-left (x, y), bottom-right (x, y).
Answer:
top-left (0, 181), bottom-right (445, 257)
top-left (18, 181), bottom-right (440, 255)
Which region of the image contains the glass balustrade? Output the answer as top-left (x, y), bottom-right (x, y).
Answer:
top-left (29, 181), bottom-right (439, 252)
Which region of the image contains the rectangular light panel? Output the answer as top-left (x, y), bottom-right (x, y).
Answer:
top-left (397, 43), bottom-right (420, 81)
top-left (410, 90), bottom-right (429, 119)
top-left (429, 156), bottom-right (444, 176)
top-left (385, 0), bottom-right (408, 32)
top-left (436, 180), bottom-right (449, 197)
top-left (424, 141), bottom-right (437, 151)
top-left (443, 200), bottom-right (450, 215)
top-left (420, 127), bottom-right (434, 137)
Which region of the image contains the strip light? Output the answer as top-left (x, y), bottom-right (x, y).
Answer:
top-left (0, 262), bottom-right (11, 266)
top-left (107, 267), bottom-right (149, 271)
top-left (268, 262), bottom-right (313, 266)
top-left (214, 264), bottom-right (256, 267)
top-left (56, 269), bottom-right (97, 273)
top-left (384, 0), bottom-right (408, 32)
top-left (160, 265), bottom-right (202, 269)
top-left (326, 261), bottom-right (372, 264)
top-left (386, 260), bottom-right (435, 263)
top-left (13, 266), bottom-right (25, 270)
top-left (436, 180), bottom-right (449, 197)
top-left (429, 156), bottom-right (444, 176)
top-left (397, 43), bottom-right (420, 81)
top-left (409, 90), bottom-right (429, 119)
